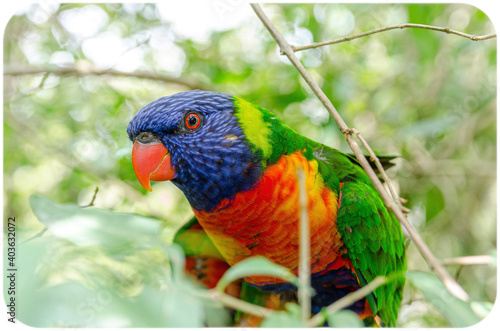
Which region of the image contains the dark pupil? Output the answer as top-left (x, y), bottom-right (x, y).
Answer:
top-left (188, 115), bottom-right (198, 127)
top-left (139, 132), bottom-right (151, 142)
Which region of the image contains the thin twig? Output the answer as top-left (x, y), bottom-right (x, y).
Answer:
top-left (351, 128), bottom-right (402, 207)
top-left (454, 265), bottom-right (464, 281)
top-left (251, 3), bottom-right (469, 302)
top-left (19, 227), bottom-right (48, 245)
top-left (3, 65), bottom-right (208, 90)
top-left (291, 23), bottom-right (496, 53)
top-left (442, 255), bottom-right (495, 266)
top-left (297, 166), bottom-right (311, 322)
top-left (82, 187), bottom-right (99, 208)
top-left (307, 276), bottom-right (387, 327)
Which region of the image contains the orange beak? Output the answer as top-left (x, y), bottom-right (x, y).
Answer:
top-left (131, 141), bottom-right (176, 191)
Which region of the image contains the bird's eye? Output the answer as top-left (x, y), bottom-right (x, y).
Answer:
top-left (184, 112), bottom-right (202, 131)
top-left (137, 132), bottom-right (155, 144)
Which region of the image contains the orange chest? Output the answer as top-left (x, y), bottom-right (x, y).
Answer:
top-left (193, 152), bottom-right (348, 285)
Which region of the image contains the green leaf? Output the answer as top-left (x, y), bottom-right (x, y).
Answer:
top-left (284, 302), bottom-right (302, 317)
top-left (487, 250), bottom-right (497, 267)
top-left (425, 184), bottom-right (445, 222)
top-left (326, 309), bottom-right (364, 328)
top-left (29, 194), bottom-right (162, 251)
top-left (203, 305), bottom-right (233, 327)
top-left (470, 301), bottom-right (494, 320)
top-left (159, 283), bottom-right (205, 327)
top-left (261, 310), bottom-right (307, 328)
top-left (215, 256), bottom-right (299, 293)
top-left (406, 271), bottom-right (481, 327)
top-left (162, 244), bottom-right (186, 281)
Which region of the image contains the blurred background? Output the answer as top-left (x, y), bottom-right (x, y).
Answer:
top-left (3, 2), bottom-right (497, 327)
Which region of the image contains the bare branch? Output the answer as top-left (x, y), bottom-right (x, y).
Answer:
top-left (82, 187), bottom-right (99, 208)
top-left (401, 206), bottom-right (411, 214)
top-left (297, 166), bottom-right (311, 322)
top-left (442, 255), bottom-right (495, 266)
top-left (19, 227), bottom-right (48, 245)
top-left (251, 3), bottom-right (469, 302)
top-left (291, 23), bottom-right (496, 53)
top-left (307, 276), bottom-right (387, 327)
top-left (3, 64), bottom-right (208, 90)
top-left (350, 128), bottom-right (402, 207)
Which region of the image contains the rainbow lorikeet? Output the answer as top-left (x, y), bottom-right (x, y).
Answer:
top-left (127, 90), bottom-right (406, 326)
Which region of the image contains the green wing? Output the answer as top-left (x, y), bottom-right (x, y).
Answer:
top-left (338, 180), bottom-right (406, 326)
top-left (311, 144), bottom-right (406, 326)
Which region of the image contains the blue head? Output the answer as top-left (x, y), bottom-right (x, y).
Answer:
top-left (127, 90), bottom-right (262, 211)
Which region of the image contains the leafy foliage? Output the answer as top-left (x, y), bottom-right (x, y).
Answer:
top-left (215, 256), bottom-right (300, 293)
top-left (261, 303), bottom-right (307, 327)
top-left (406, 271), bottom-right (481, 327)
top-left (29, 194), bottom-right (162, 251)
top-left (326, 310), bottom-right (365, 328)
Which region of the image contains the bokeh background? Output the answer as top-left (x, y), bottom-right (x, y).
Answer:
top-left (3, 2), bottom-right (497, 327)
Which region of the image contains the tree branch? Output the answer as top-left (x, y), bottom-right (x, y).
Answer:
top-left (81, 187), bottom-right (99, 208)
top-left (3, 64), bottom-right (208, 90)
top-left (290, 23), bottom-right (496, 53)
top-left (350, 128), bottom-right (403, 208)
top-left (442, 255), bottom-right (495, 266)
top-left (251, 3), bottom-right (469, 302)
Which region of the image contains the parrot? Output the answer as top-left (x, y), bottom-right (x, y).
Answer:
top-left (127, 90), bottom-right (406, 326)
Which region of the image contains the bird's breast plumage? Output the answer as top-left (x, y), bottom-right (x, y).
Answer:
top-left (193, 150), bottom-right (351, 287)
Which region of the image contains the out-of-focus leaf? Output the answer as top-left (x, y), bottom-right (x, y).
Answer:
top-left (486, 250), bottom-right (496, 267)
top-left (159, 283), bottom-right (205, 327)
top-left (162, 244), bottom-right (185, 281)
top-left (215, 256), bottom-right (299, 293)
top-left (326, 309), bottom-right (364, 328)
top-left (151, 244), bottom-right (206, 327)
top-left (204, 305), bottom-right (233, 327)
top-left (425, 184), bottom-right (445, 222)
top-left (261, 310), bottom-right (307, 328)
top-left (470, 301), bottom-right (494, 320)
top-left (406, 271), bottom-right (481, 327)
top-left (29, 194), bottom-right (162, 250)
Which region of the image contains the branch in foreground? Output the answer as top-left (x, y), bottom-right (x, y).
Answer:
top-left (251, 3), bottom-right (469, 302)
top-left (350, 128), bottom-right (402, 208)
top-left (82, 187), bottom-right (99, 208)
top-left (291, 23), bottom-right (496, 53)
top-left (442, 255), bottom-right (495, 266)
top-left (3, 65), bottom-right (208, 90)
top-left (307, 276), bottom-right (387, 327)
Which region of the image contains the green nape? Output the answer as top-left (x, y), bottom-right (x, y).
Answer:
top-left (233, 96), bottom-right (314, 165)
